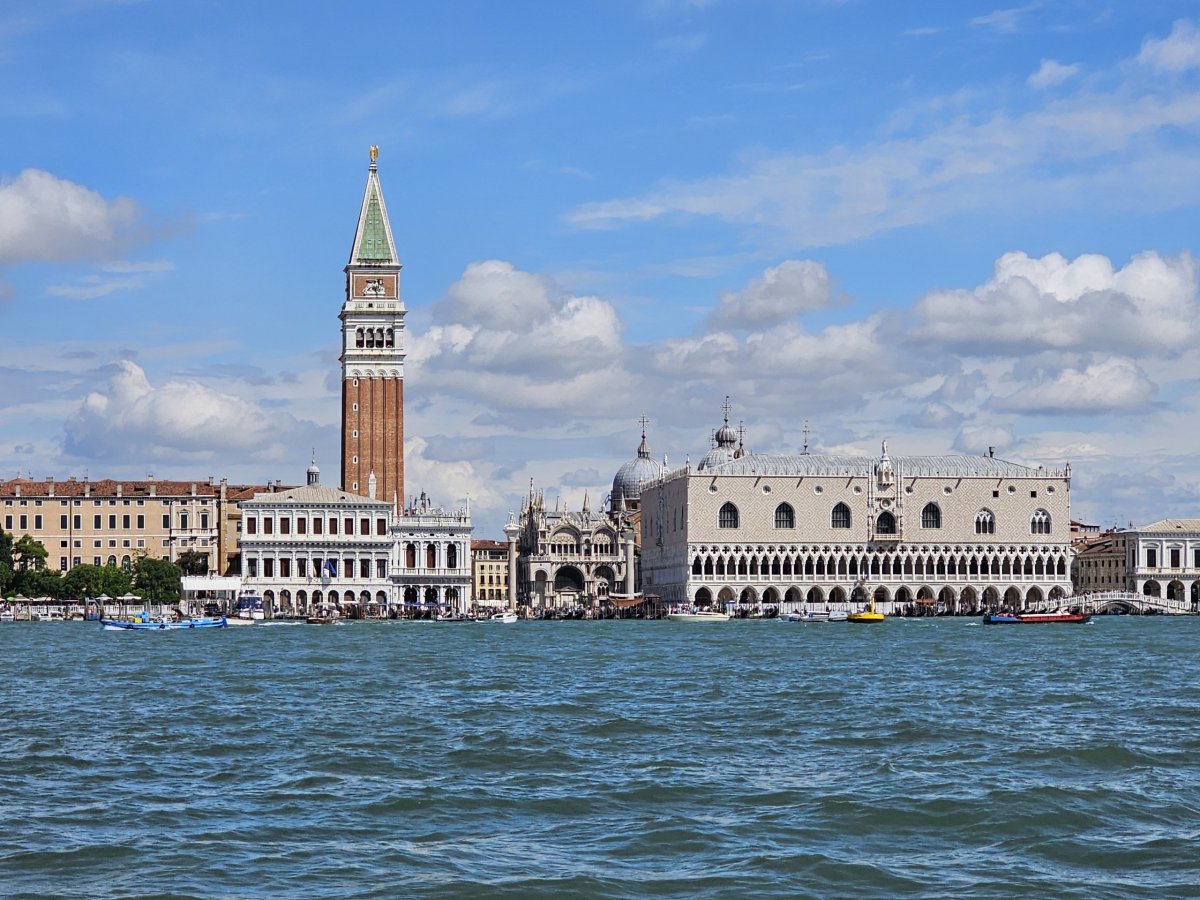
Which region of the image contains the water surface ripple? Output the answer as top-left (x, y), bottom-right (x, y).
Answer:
top-left (2, 618), bottom-right (1198, 898)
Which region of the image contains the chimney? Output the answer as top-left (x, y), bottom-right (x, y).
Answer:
top-left (988, 446), bottom-right (995, 458)
top-left (46, 476), bottom-right (54, 498)
top-left (116, 484), bottom-right (122, 498)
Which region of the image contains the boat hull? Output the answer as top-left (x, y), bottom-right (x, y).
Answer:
top-left (983, 612), bottom-right (1092, 624)
top-left (666, 612), bottom-right (730, 622)
top-left (847, 612), bottom-right (885, 623)
top-left (101, 616), bottom-right (227, 631)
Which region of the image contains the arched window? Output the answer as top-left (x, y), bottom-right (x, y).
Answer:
top-left (447, 544), bottom-right (458, 568)
top-left (692, 557), bottom-right (702, 575)
top-left (426, 544), bottom-right (437, 568)
top-left (1031, 509), bottom-right (1051, 535)
top-left (355, 328), bottom-right (365, 348)
top-left (975, 509), bottom-right (996, 535)
top-left (876, 511), bottom-right (896, 534)
top-left (718, 502), bottom-right (739, 529)
top-left (405, 543), bottom-right (416, 568)
top-left (774, 503), bottom-right (795, 529)
top-left (831, 502), bottom-right (851, 529)
top-left (921, 502), bottom-right (941, 529)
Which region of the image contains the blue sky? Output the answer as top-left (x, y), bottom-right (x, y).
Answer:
top-left (2, 0), bottom-right (1200, 538)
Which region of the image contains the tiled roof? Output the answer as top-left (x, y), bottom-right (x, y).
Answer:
top-left (1137, 519), bottom-right (1200, 532)
top-left (0, 478), bottom-right (217, 498)
top-left (699, 453), bottom-right (1061, 479)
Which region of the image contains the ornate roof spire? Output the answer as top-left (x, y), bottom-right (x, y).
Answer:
top-left (637, 412), bottom-right (651, 459)
top-left (349, 145), bottom-right (399, 265)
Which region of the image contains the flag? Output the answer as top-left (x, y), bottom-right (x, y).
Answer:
top-left (325, 559), bottom-right (337, 577)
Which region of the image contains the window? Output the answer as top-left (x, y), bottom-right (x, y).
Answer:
top-left (162, 514), bottom-right (170, 529)
top-left (360, 559), bottom-right (370, 578)
top-left (344, 518), bottom-right (353, 535)
top-left (975, 509), bottom-right (995, 535)
top-left (280, 518), bottom-right (290, 535)
top-left (718, 502), bottom-right (739, 529)
top-left (60, 515), bottom-right (68, 529)
top-left (263, 518), bottom-right (273, 535)
top-left (297, 518), bottom-right (307, 535)
top-left (921, 503), bottom-right (941, 529)
top-left (774, 503), bottom-right (795, 529)
top-left (876, 511), bottom-right (897, 534)
top-left (1147, 548), bottom-right (1158, 568)
top-left (33, 515), bottom-right (41, 529)
top-left (264, 559), bottom-right (274, 578)
top-left (108, 515), bottom-right (116, 529)
top-left (376, 559), bottom-right (387, 579)
top-left (248, 559), bottom-right (258, 578)
top-left (376, 518), bottom-right (386, 536)
top-left (201, 513), bottom-right (209, 529)
top-left (180, 513), bottom-right (189, 530)
top-left (329, 518), bottom-right (338, 535)
top-left (831, 502), bottom-right (851, 529)
top-left (94, 515), bottom-right (102, 529)
top-left (298, 559), bottom-right (307, 578)
top-left (246, 517), bottom-right (257, 535)
top-left (1170, 548), bottom-right (1181, 568)
top-left (280, 559), bottom-right (291, 578)
top-left (137, 515), bottom-right (144, 529)
top-left (313, 517), bottom-right (322, 534)
top-left (1030, 509), bottom-right (1051, 535)
top-left (122, 515), bottom-right (130, 528)
top-left (360, 518), bottom-right (369, 535)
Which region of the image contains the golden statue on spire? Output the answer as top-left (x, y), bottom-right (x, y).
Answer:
top-left (370, 145), bottom-right (379, 163)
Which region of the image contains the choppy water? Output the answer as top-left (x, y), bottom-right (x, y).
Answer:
top-left (2, 617), bottom-right (1199, 898)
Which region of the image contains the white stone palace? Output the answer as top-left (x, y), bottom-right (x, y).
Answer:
top-left (638, 406), bottom-right (1074, 614)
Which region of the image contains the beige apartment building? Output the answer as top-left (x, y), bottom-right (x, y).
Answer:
top-left (0, 476), bottom-right (279, 575)
top-left (472, 539), bottom-right (509, 607)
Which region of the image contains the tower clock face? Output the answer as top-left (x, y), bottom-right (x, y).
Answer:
top-left (352, 273), bottom-right (397, 299)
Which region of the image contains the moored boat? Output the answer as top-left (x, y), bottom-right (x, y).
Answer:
top-left (666, 607), bottom-right (730, 622)
top-left (847, 596), bottom-right (885, 624)
top-left (489, 610), bottom-right (518, 623)
top-left (101, 615), bottom-right (227, 631)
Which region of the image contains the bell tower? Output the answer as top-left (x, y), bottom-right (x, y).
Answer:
top-left (340, 146), bottom-right (406, 503)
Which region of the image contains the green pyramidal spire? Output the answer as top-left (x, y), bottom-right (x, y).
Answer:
top-left (349, 147), bottom-right (399, 265)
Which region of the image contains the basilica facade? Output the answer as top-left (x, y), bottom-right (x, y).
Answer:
top-left (638, 409), bottom-right (1074, 614)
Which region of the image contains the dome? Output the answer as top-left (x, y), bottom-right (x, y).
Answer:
top-left (611, 429), bottom-right (664, 510)
top-left (306, 450), bottom-right (321, 486)
top-left (698, 397), bottom-right (740, 471)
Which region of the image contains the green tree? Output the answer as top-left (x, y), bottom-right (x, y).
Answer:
top-left (61, 564), bottom-right (108, 601)
top-left (13, 568), bottom-right (64, 600)
top-left (0, 528), bottom-right (13, 595)
top-left (13, 534), bottom-right (48, 571)
top-left (134, 557), bottom-right (182, 604)
top-left (176, 549), bottom-right (210, 576)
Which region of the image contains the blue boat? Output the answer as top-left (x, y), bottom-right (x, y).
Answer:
top-left (982, 613), bottom-right (1021, 624)
top-left (101, 613), bottom-right (227, 631)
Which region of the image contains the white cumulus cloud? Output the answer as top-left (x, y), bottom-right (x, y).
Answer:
top-left (707, 259), bottom-right (834, 329)
top-left (64, 360), bottom-right (289, 462)
top-left (1028, 59), bottom-right (1079, 90)
top-left (1138, 19), bottom-right (1200, 72)
top-left (993, 358), bottom-right (1157, 415)
top-left (0, 169), bottom-right (143, 264)
top-left (914, 250), bottom-right (1199, 354)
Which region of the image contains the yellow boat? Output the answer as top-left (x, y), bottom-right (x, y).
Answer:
top-left (847, 595), bottom-right (885, 624)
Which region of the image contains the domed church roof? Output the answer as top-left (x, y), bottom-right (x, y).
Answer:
top-left (612, 421), bottom-right (665, 509)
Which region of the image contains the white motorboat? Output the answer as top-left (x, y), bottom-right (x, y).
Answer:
top-left (786, 610), bottom-right (829, 623)
top-left (827, 610), bottom-right (849, 622)
top-left (1, 609), bottom-right (16, 623)
top-left (234, 589), bottom-right (266, 622)
top-left (490, 611), bottom-right (518, 623)
top-left (666, 608), bottom-right (731, 622)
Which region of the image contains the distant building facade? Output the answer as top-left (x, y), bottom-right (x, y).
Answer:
top-left (0, 477), bottom-right (221, 572)
top-left (638, 410), bottom-right (1074, 613)
top-left (1074, 519), bottom-right (1200, 611)
top-left (239, 460), bottom-right (471, 615)
top-left (472, 539), bottom-right (509, 607)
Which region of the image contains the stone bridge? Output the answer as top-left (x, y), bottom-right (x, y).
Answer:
top-left (1077, 590), bottom-right (1195, 615)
